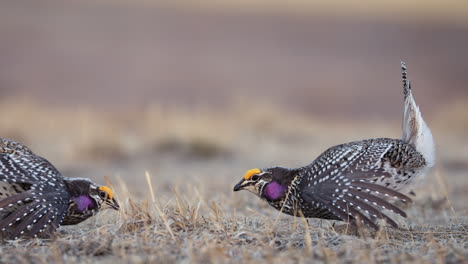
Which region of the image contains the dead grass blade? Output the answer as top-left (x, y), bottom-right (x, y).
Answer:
top-left (145, 171), bottom-right (176, 241)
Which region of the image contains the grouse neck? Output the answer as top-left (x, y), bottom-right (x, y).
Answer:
top-left (263, 181), bottom-right (287, 201)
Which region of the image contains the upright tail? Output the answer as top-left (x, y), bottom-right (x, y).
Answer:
top-left (401, 61), bottom-right (435, 167)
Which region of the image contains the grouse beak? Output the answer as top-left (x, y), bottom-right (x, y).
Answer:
top-left (233, 179), bottom-right (246, 192)
top-left (108, 198), bottom-right (120, 210)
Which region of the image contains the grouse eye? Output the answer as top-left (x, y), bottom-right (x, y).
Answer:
top-left (251, 175), bottom-right (260, 181)
top-left (99, 190), bottom-right (107, 199)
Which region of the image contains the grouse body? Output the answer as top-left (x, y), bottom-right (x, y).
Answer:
top-left (233, 62), bottom-right (435, 229)
top-left (0, 138), bottom-right (119, 240)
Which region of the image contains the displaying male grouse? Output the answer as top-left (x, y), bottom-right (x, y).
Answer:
top-left (0, 138), bottom-right (119, 240)
top-left (233, 62), bottom-right (435, 229)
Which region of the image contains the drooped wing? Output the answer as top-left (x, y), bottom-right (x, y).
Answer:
top-left (299, 139), bottom-right (413, 229)
top-left (0, 190), bottom-right (69, 239)
top-left (0, 138), bottom-right (70, 239)
top-left (300, 175), bottom-right (411, 229)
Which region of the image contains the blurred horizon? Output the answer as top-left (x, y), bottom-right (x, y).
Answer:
top-left (1, 0), bottom-right (468, 120)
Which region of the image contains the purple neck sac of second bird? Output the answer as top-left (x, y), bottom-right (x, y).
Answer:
top-left (263, 181), bottom-right (286, 200)
top-left (73, 195), bottom-right (95, 212)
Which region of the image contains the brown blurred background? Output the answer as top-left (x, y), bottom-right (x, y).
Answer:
top-left (0, 0), bottom-right (467, 212)
top-left (1, 0), bottom-right (468, 117)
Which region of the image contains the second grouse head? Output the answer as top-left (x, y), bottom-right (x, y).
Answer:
top-left (65, 179), bottom-right (119, 213)
top-left (233, 167), bottom-right (297, 201)
top-left (92, 185), bottom-right (120, 210)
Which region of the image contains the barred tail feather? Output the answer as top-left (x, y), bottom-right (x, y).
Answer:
top-left (401, 61), bottom-right (435, 168)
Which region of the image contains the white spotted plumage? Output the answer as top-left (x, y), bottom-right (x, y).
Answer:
top-left (0, 138), bottom-right (115, 240)
top-left (254, 62), bottom-right (434, 229)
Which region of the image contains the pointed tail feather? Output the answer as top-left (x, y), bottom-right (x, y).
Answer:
top-left (400, 61), bottom-right (436, 167)
top-left (401, 61), bottom-right (411, 98)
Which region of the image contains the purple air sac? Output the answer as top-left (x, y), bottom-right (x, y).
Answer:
top-left (263, 182), bottom-right (287, 200)
top-left (73, 195), bottom-right (95, 212)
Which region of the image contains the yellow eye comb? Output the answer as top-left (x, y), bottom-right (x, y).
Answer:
top-left (98, 186), bottom-right (114, 199)
top-left (243, 168), bottom-right (261, 180)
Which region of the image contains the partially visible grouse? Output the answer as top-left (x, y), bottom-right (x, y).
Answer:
top-left (233, 62), bottom-right (435, 229)
top-left (0, 138), bottom-right (119, 240)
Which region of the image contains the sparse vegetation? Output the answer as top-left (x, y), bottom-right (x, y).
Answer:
top-left (0, 99), bottom-right (466, 263)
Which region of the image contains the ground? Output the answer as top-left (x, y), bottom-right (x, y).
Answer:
top-left (0, 100), bottom-right (466, 263)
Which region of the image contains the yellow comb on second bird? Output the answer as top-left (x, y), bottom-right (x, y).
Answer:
top-left (98, 186), bottom-right (114, 199)
top-left (243, 168), bottom-right (261, 180)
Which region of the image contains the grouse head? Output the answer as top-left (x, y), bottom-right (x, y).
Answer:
top-left (233, 167), bottom-right (298, 201)
top-left (64, 179), bottom-right (119, 213)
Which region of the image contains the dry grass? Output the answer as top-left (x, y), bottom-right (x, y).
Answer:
top-left (0, 98), bottom-right (467, 263)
